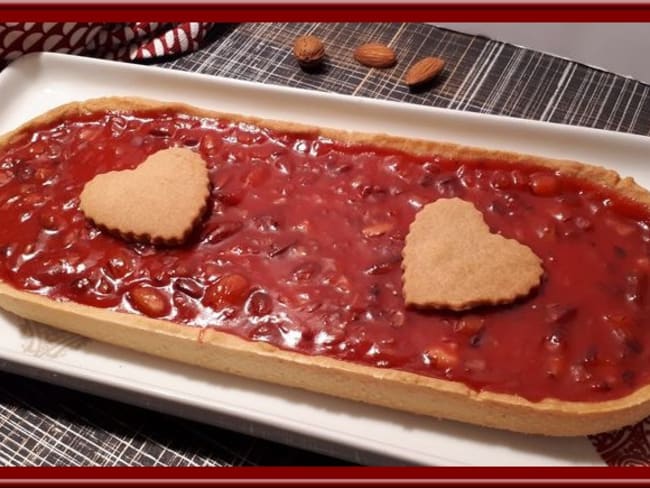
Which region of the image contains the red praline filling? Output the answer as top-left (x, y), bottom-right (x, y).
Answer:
top-left (1, 110), bottom-right (649, 403)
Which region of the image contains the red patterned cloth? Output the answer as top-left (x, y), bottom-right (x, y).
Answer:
top-left (0, 22), bottom-right (213, 63)
top-left (590, 420), bottom-right (650, 466)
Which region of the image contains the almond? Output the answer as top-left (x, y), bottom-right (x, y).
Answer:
top-left (404, 56), bottom-right (445, 87)
top-left (354, 43), bottom-right (397, 68)
top-left (293, 35), bottom-right (325, 68)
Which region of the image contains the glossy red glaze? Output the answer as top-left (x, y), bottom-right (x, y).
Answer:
top-left (1, 110), bottom-right (650, 402)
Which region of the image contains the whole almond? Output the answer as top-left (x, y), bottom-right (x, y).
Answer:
top-left (404, 56), bottom-right (445, 86)
top-left (354, 43), bottom-right (397, 68)
top-left (293, 35), bottom-right (325, 68)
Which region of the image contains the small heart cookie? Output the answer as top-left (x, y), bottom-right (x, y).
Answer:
top-left (80, 148), bottom-right (210, 245)
top-left (402, 198), bottom-right (544, 311)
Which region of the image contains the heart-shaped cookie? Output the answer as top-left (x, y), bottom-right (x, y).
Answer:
top-left (80, 148), bottom-right (210, 245)
top-left (402, 198), bottom-right (543, 311)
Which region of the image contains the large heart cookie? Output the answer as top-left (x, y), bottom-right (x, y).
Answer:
top-left (402, 198), bottom-right (544, 311)
top-left (80, 148), bottom-right (210, 245)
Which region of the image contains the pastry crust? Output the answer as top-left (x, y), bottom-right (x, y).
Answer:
top-left (1, 96), bottom-right (650, 436)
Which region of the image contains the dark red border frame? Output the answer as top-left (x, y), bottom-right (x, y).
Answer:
top-left (1, 4), bottom-right (650, 485)
top-left (0, 3), bottom-right (650, 22)
top-left (1, 466), bottom-right (650, 485)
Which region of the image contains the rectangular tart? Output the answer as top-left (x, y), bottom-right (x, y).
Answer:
top-left (1, 97), bottom-right (650, 436)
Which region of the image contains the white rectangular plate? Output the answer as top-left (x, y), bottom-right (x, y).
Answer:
top-left (4, 52), bottom-right (647, 466)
